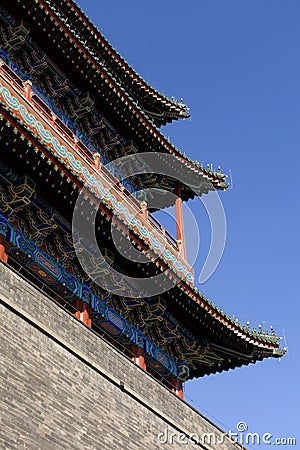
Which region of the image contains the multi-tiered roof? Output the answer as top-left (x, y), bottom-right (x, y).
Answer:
top-left (0, 0), bottom-right (284, 386)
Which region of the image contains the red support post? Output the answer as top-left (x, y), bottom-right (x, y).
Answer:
top-left (141, 200), bottom-right (148, 220)
top-left (169, 376), bottom-right (184, 400)
top-left (72, 299), bottom-right (92, 328)
top-left (93, 152), bottom-right (101, 171)
top-left (131, 344), bottom-right (146, 370)
top-left (51, 112), bottom-right (57, 126)
top-left (0, 235), bottom-right (9, 263)
top-left (24, 80), bottom-right (32, 101)
top-left (175, 182), bottom-right (186, 260)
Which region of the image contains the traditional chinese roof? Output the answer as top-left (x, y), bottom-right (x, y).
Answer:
top-left (0, 81), bottom-right (285, 379)
top-left (0, 156), bottom-right (284, 381)
top-left (0, 0), bottom-right (285, 383)
top-left (0, 0), bottom-right (228, 207)
top-left (1, 0), bottom-right (189, 128)
top-left (54, 0), bottom-right (191, 127)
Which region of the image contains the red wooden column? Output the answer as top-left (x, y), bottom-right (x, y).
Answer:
top-left (131, 344), bottom-right (146, 370)
top-left (175, 182), bottom-right (186, 259)
top-left (24, 80), bottom-right (32, 101)
top-left (141, 200), bottom-right (148, 220)
top-left (0, 235), bottom-right (9, 263)
top-left (72, 299), bottom-right (92, 328)
top-left (169, 376), bottom-right (184, 400)
top-left (93, 152), bottom-right (101, 171)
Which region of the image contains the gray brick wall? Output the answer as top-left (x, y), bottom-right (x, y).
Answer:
top-left (0, 262), bottom-right (245, 450)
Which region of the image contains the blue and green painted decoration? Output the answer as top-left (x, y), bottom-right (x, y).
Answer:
top-left (0, 211), bottom-right (189, 380)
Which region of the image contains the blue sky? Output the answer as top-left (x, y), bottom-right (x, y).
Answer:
top-left (77, 1), bottom-right (300, 447)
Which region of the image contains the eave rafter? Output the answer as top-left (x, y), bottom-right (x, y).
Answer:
top-left (53, 0), bottom-right (190, 124)
top-left (1, 0), bottom-right (227, 192)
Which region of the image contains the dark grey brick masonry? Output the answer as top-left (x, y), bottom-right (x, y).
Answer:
top-left (0, 262), bottom-right (245, 450)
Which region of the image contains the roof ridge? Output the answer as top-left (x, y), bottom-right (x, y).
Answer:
top-left (52, 0), bottom-right (190, 118)
top-left (34, 0), bottom-right (228, 187)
